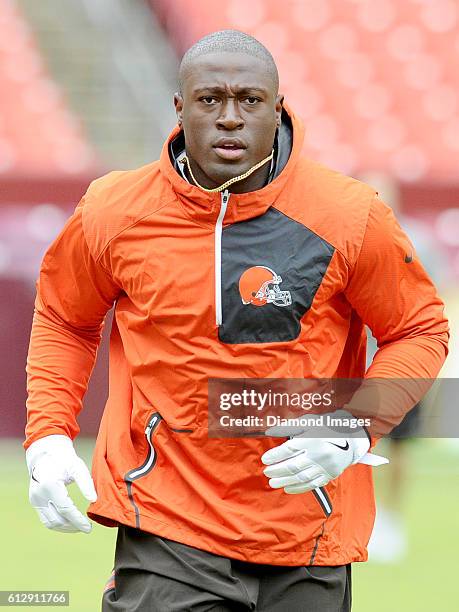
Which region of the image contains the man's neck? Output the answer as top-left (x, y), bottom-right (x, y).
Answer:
top-left (183, 157), bottom-right (272, 193)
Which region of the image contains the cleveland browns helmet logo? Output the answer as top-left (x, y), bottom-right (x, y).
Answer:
top-left (239, 266), bottom-right (292, 307)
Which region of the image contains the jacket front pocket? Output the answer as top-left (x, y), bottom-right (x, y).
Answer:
top-left (312, 486), bottom-right (333, 518)
top-left (309, 485), bottom-right (333, 564)
top-left (124, 412), bottom-right (162, 527)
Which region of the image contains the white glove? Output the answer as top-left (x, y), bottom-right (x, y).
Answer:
top-left (25, 434), bottom-right (97, 533)
top-left (261, 411), bottom-right (388, 494)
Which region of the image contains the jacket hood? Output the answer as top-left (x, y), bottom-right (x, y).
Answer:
top-left (159, 103), bottom-right (305, 226)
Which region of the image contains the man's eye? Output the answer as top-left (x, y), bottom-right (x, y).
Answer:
top-left (201, 96), bottom-right (217, 104)
top-left (244, 97), bottom-right (259, 105)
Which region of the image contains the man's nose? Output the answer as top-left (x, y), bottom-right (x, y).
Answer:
top-left (216, 99), bottom-right (244, 130)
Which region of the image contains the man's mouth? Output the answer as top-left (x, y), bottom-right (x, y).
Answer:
top-left (213, 138), bottom-right (247, 161)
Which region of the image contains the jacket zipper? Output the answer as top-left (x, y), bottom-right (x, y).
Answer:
top-left (309, 486), bottom-right (333, 564)
top-left (312, 486), bottom-right (332, 517)
top-left (124, 412), bottom-right (162, 528)
top-left (215, 189), bottom-right (230, 326)
top-left (127, 413), bottom-right (160, 479)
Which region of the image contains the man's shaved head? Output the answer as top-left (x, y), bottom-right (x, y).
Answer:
top-left (178, 29), bottom-right (279, 95)
top-left (174, 29), bottom-right (283, 192)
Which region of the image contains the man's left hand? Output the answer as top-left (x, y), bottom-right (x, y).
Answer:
top-left (261, 411), bottom-right (386, 494)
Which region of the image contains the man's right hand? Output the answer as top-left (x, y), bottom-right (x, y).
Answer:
top-left (25, 434), bottom-right (97, 533)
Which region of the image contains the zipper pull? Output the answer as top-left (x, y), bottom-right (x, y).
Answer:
top-left (145, 415), bottom-right (158, 436)
top-left (221, 189), bottom-right (229, 206)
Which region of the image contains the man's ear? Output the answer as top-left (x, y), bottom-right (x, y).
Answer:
top-left (174, 92), bottom-right (184, 126)
top-left (275, 94), bottom-right (284, 128)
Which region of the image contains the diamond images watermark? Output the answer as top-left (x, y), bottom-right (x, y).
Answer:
top-left (207, 377), bottom-right (459, 439)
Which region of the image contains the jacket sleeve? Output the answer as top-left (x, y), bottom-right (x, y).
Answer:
top-left (343, 195), bottom-right (449, 438)
top-left (24, 197), bottom-right (121, 450)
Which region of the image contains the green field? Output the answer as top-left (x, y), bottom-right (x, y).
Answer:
top-left (1, 439), bottom-right (458, 611)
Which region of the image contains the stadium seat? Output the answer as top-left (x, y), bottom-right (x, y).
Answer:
top-left (151, 0), bottom-right (459, 182)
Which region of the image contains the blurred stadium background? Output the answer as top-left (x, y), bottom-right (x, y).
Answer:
top-left (1, 0), bottom-right (458, 609)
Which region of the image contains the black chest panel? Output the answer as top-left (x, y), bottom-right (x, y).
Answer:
top-left (219, 207), bottom-right (335, 344)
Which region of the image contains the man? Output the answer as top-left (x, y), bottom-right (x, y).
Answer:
top-left (24, 30), bottom-right (448, 611)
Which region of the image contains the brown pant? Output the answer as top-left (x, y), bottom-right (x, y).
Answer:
top-left (102, 525), bottom-right (351, 611)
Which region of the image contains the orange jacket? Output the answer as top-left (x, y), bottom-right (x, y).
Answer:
top-left (25, 105), bottom-right (448, 566)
